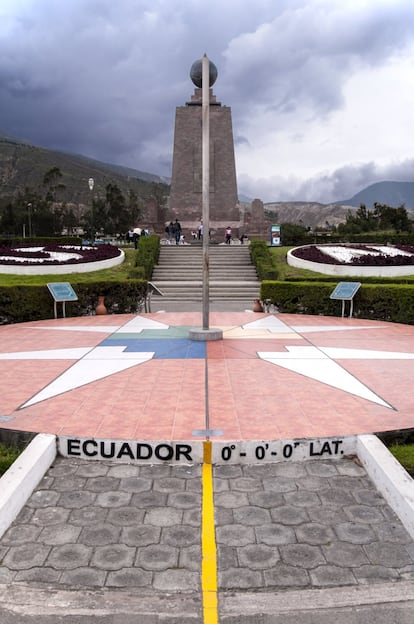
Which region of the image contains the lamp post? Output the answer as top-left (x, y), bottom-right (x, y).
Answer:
top-left (188, 55), bottom-right (222, 342)
top-left (88, 178), bottom-right (94, 242)
top-left (27, 203), bottom-right (32, 239)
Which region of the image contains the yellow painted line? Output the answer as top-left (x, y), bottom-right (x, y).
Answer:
top-left (202, 441), bottom-right (218, 624)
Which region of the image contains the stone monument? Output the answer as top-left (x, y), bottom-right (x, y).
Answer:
top-left (169, 59), bottom-right (239, 230)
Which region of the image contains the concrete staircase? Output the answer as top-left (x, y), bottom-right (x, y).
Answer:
top-left (150, 243), bottom-right (261, 306)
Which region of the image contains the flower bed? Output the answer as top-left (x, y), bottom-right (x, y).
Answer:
top-left (0, 244), bottom-right (124, 275)
top-left (288, 244), bottom-right (414, 277)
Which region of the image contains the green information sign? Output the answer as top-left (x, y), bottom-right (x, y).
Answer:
top-left (47, 283), bottom-right (78, 318)
top-left (330, 282), bottom-right (361, 318)
top-left (330, 282), bottom-right (361, 301)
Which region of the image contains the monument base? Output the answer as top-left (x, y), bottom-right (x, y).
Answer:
top-left (188, 327), bottom-right (223, 342)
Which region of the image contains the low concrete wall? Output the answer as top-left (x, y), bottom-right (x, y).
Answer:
top-left (0, 250), bottom-right (125, 275)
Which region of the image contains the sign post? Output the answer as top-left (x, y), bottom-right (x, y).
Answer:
top-left (330, 282), bottom-right (361, 318)
top-left (270, 224), bottom-right (281, 246)
top-left (47, 282), bottom-right (78, 318)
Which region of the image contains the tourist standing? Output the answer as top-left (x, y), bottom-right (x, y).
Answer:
top-left (173, 219), bottom-right (182, 245)
top-left (225, 226), bottom-right (232, 244)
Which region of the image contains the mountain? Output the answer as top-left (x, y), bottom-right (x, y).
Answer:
top-left (262, 201), bottom-right (358, 230)
top-left (339, 181), bottom-right (414, 209)
top-left (0, 133), bottom-right (169, 205)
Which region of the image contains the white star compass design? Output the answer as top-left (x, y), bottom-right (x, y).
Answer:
top-left (1, 315), bottom-right (413, 410)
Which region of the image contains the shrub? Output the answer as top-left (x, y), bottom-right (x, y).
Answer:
top-left (249, 239), bottom-right (278, 280)
top-left (134, 235), bottom-right (160, 279)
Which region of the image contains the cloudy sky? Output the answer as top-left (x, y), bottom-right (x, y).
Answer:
top-left (1, 0), bottom-right (414, 203)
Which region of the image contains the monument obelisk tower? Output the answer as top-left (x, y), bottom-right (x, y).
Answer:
top-left (169, 58), bottom-right (239, 225)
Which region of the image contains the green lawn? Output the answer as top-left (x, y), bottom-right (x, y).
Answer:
top-left (389, 444), bottom-right (414, 476)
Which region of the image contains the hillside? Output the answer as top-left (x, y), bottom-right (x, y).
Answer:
top-left (263, 201), bottom-right (358, 229)
top-left (339, 181), bottom-right (414, 209)
top-left (0, 135), bottom-right (168, 205)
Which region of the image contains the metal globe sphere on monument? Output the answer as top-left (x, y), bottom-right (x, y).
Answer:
top-left (190, 58), bottom-right (218, 88)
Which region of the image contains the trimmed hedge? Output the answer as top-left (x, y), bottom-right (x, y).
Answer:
top-left (0, 280), bottom-right (147, 324)
top-left (260, 280), bottom-right (414, 324)
top-left (249, 239), bottom-right (278, 280)
top-left (134, 235), bottom-right (160, 279)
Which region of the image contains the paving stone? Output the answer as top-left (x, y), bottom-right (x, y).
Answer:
top-left (215, 507), bottom-right (234, 526)
top-left (247, 491), bottom-right (284, 508)
top-left (230, 477), bottom-right (262, 491)
top-left (233, 505), bottom-right (271, 525)
top-left (373, 521), bottom-right (412, 543)
top-left (119, 476), bottom-right (152, 492)
top-left (318, 487), bottom-right (356, 506)
top-left (295, 522), bottom-right (335, 545)
top-left (334, 521), bottom-right (377, 544)
top-left (256, 523), bottom-right (296, 546)
top-left (214, 491), bottom-right (249, 508)
top-left (50, 476), bottom-right (87, 491)
top-left (296, 476), bottom-right (326, 491)
top-left (323, 542), bottom-right (369, 567)
top-left (153, 568), bottom-right (200, 591)
top-left (47, 543), bottom-right (92, 569)
top-left (262, 476), bottom-right (297, 493)
top-left (183, 508), bottom-right (201, 526)
top-left (308, 506), bottom-right (346, 524)
top-left (153, 477), bottom-right (186, 492)
top-left (107, 464), bottom-right (141, 478)
top-left (242, 464), bottom-right (283, 479)
top-left (136, 544), bottom-right (178, 570)
top-left (121, 525), bottom-right (161, 547)
top-left (106, 567), bottom-right (152, 587)
top-left (144, 507), bottom-right (183, 527)
top-left (14, 567), bottom-right (61, 583)
top-left (344, 504), bottom-right (386, 524)
top-left (272, 463), bottom-right (307, 478)
top-left (214, 465), bottom-right (243, 478)
top-left (31, 507), bottom-right (71, 526)
top-left (79, 523), bottom-right (121, 546)
top-left (69, 506), bottom-right (108, 525)
top-left (283, 490), bottom-right (321, 508)
top-left (353, 488), bottom-right (388, 506)
top-left (14, 506), bottom-right (34, 523)
top-left (364, 542), bottom-right (414, 567)
top-left (270, 505), bottom-right (310, 525)
top-left (86, 476), bottom-right (121, 492)
top-left (279, 543), bottom-right (326, 568)
top-left (237, 544), bottom-right (280, 569)
top-left (60, 567), bottom-right (107, 587)
top-left (91, 544), bottom-right (135, 570)
top-left (219, 567), bottom-right (263, 589)
top-left (185, 477), bottom-right (201, 492)
top-left (58, 490), bottom-right (97, 509)
top-left (138, 464), bottom-right (171, 478)
top-left (400, 564), bottom-right (414, 579)
top-left (305, 461), bottom-right (339, 477)
top-left (336, 459), bottom-right (366, 477)
top-left (1, 524), bottom-right (42, 545)
top-left (353, 564), bottom-right (400, 584)
top-left (328, 475), bottom-right (367, 490)
top-left (179, 545), bottom-right (202, 571)
top-left (106, 506), bottom-right (145, 526)
top-left (74, 462), bottom-right (109, 477)
top-left (217, 545), bottom-right (238, 569)
top-left (40, 524), bottom-right (82, 545)
top-left (0, 568), bottom-right (16, 583)
top-left (131, 491), bottom-right (167, 507)
top-left (96, 491), bottom-right (132, 508)
top-left (310, 564), bottom-right (357, 587)
top-left (167, 492), bottom-right (200, 509)
top-left (3, 543), bottom-right (51, 569)
top-left (213, 478), bottom-right (230, 492)
top-left (26, 489), bottom-right (60, 508)
top-left (161, 525), bottom-right (199, 547)
top-left (216, 524), bottom-right (256, 546)
top-left (264, 563), bottom-right (310, 588)
top-left (47, 461), bottom-right (79, 477)
top-left (173, 465), bottom-right (201, 479)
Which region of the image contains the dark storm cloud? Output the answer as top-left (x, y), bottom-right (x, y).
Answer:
top-left (0, 0), bottom-right (414, 199)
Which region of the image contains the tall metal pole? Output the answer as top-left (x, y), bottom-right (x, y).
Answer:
top-left (202, 54), bottom-right (210, 330)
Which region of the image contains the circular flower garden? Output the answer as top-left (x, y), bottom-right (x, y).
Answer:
top-left (0, 243), bottom-right (124, 274)
top-left (288, 244), bottom-right (414, 277)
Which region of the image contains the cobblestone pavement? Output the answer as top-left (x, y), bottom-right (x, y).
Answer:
top-left (1, 456), bottom-right (414, 622)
